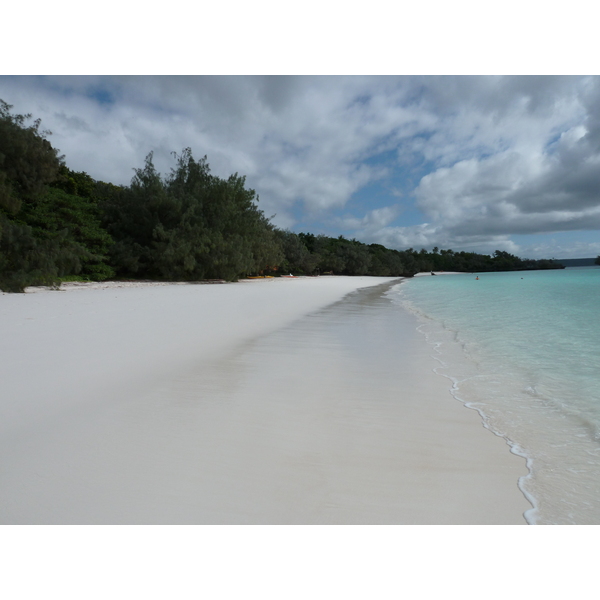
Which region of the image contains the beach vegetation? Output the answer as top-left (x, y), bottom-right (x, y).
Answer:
top-left (0, 100), bottom-right (63, 215)
top-left (1, 100), bottom-right (79, 291)
top-left (277, 238), bottom-right (564, 277)
top-left (102, 149), bottom-right (283, 282)
top-left (0, 98), bottom-right (567, 291)
top-left (274, 230), bottom-right (321, 275)
top-left (0, 99), bottom-right (116, 292)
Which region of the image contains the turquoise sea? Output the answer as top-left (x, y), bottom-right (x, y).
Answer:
top-left (389, 267), bottom-right (600, 525)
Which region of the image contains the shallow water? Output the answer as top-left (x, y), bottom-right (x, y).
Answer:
top-left (392, 267), bottom-right (600, 524)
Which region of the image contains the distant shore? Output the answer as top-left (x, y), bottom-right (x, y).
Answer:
top-left (18, 273), bottom-right (458, 293)
top-left (1, 275), bottom-right (529, 523)
top-left (20, 275), bottom-right (379, 293)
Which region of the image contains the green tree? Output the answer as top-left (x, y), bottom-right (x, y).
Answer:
top-left (0, 99), bottom-right (62, 214)
top-left (0, 100), bottom-right (71, 291)
top-left (270, 231), bottom-right (309, 274)
top-left (22, 186), bottom-right (115, 281)
top-left (103, 149), bottom-right (283, 281)
top-left (0, 219), bottom-right (69, 292)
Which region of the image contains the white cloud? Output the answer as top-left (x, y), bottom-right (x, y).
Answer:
top-left (1, 75), bottom-right (599, 257)
top-left (404, 77), bottom-right (600, 251)
top-left (337, 205), bottom-right (403, 232)
top-left (519, 239), bottom-right (600, 260)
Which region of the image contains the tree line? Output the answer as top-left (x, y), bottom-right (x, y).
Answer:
top-left (0, 100), bottom-right (564, 292)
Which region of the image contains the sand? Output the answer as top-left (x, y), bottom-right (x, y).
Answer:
top-left (0, 276), bottom-right (531, 524)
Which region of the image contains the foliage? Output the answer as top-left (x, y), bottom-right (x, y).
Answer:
top-left (102, 149), bottom-right (283, 281)
top-left (0, 99), bottom-right (62, 214)
top-left (0, 100), bottom-right (117, 290)
top-left (0, 100), bottom-right (68, 291)
top-left (367, 244), bottom-right (406, 276)
top-left (277, 235), bottom-right (564, 277)
top-left (21, 186), bottom-right (115, 281)
top-left (0, 216), bottom-right (64, 292)
top-left (274, 230), bottom-right (320, 274)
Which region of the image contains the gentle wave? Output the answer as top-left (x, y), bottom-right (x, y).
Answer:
top-left (388, 268), bottom-right (600, 525)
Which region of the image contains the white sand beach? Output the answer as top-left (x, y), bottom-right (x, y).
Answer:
top-left (0, 276), bottom-right (530, 524)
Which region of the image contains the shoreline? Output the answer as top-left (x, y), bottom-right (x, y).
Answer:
top-left (1, 276), bottom-right (530, 523)
top-left (398, 267), bottom-right (600, 524)
top-left (17, 271), bottom-right (460, 294)
top-left (20, 274), bottom-right (379, 293)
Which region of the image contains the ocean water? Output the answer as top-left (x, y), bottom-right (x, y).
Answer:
top-left (389, 267), bottom-right (600, 525)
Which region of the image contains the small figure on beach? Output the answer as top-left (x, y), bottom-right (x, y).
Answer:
top-left (431, 271), bottom-right (436, 276)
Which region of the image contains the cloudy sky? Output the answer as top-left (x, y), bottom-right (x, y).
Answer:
top-left (1, 75), bottom-right (599, 259)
